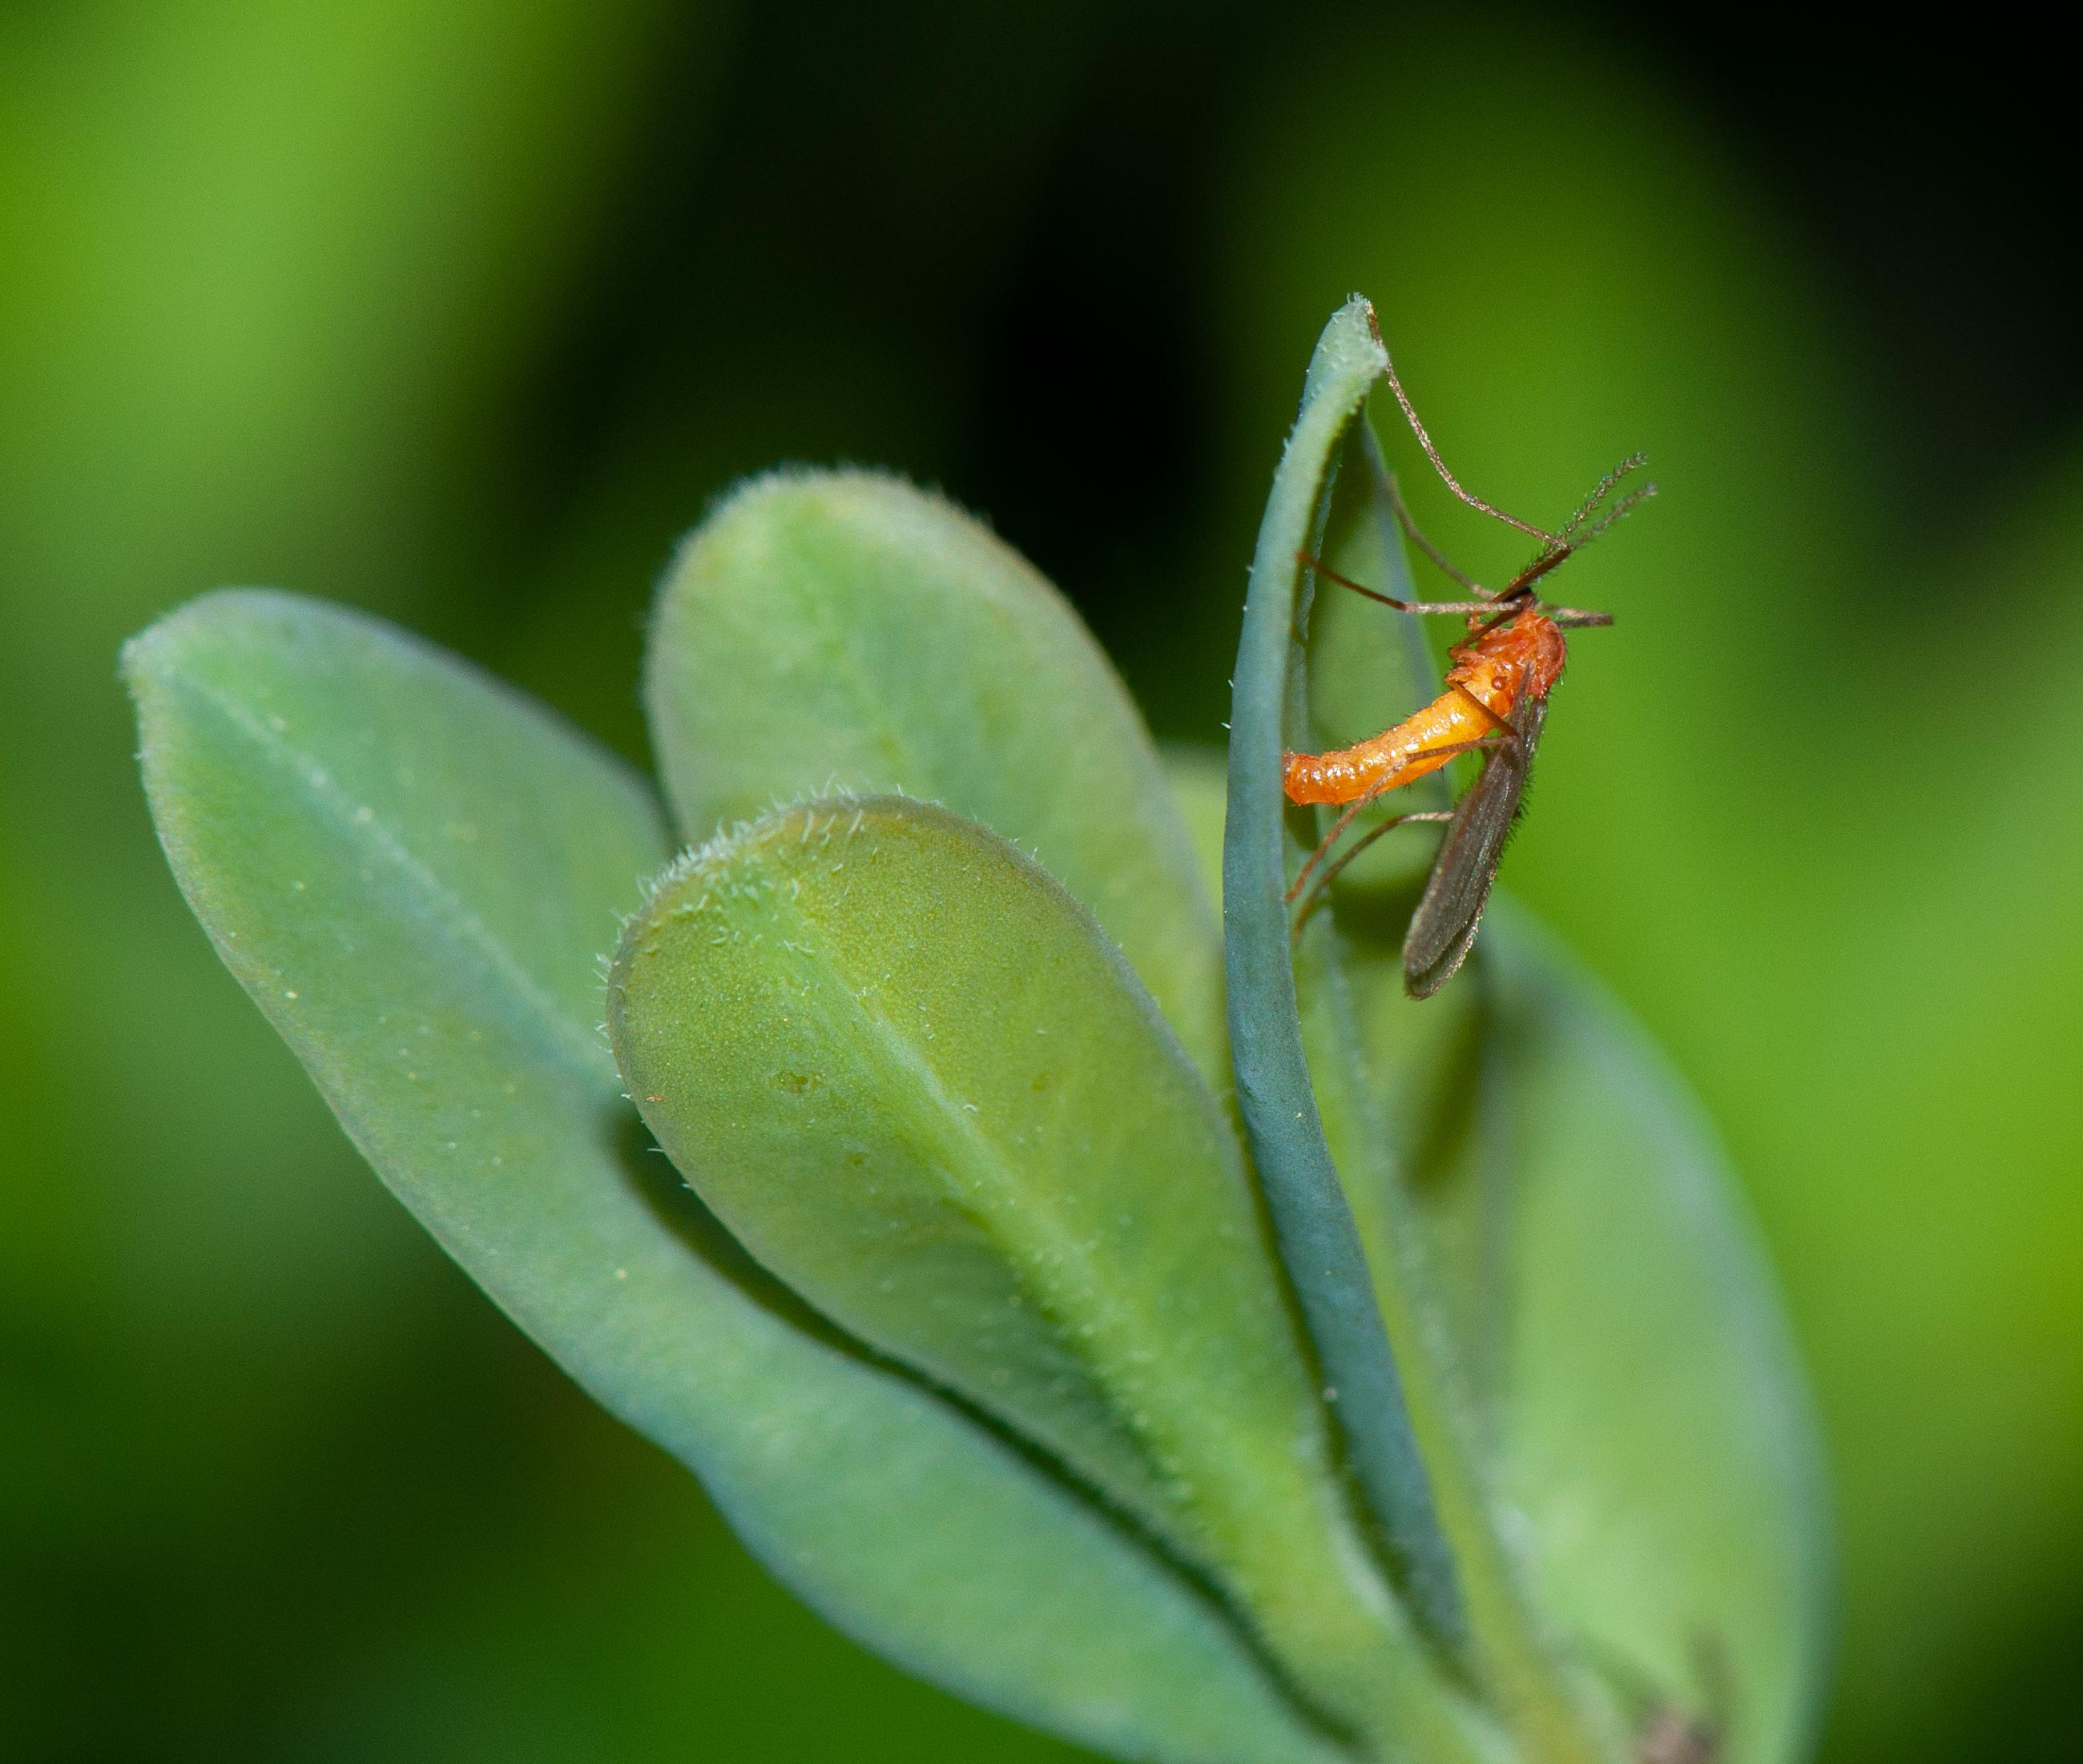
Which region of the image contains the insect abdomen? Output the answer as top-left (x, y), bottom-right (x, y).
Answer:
top-left (1283, 687), bottom-right (1494, 806)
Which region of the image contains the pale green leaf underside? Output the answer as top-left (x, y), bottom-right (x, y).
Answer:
top-left (646, 469), bottom-right (1225, 1086)
top-left (124, 591), bottom-right (1348, 1764)
top-left (1173, 742), bottom-right (1827, 1762)
top-left (1332, 901), bottom-right (1830, 1764)
top-left (610, 795), bottom-right (1481, 1761)
top-left (1453, 908), bottom-right (1830, 1764)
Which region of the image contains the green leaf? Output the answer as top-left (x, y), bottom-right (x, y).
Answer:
top-left (1221, 297), bottom-right (1466, 1652)
top-left (1161, 743), bottom-right (1230, 907)
top-left (646, 468), bottom-right (1224, 1085)
top-left (1352, 906), bottom-right (1833, 1764)
top-left (123, 590), bottom-right (1361, 1764)
top-left (610, 793), bottom-right (1495, 1764)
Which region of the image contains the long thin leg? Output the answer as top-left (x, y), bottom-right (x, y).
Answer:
top-left (1297, 551), bottom-right (1498, 617)
top-left (1364, 307), bottom-right (1565, 548)
top-left (1291, 810), bottom-right (1454, 936)
top-left (1378, 468), bottom-right (1493, 596)
top-left (1287, 786), bottom-right (1395, 904)
top-left (1301, 542), bottom-right (1613, 649)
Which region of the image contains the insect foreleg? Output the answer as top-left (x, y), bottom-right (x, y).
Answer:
top-left (1295, 550), bottom-right (1498, 617)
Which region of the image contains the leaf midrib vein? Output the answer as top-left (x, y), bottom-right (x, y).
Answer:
top-left (771, 884), bottom-right (1206, 1508)
top-left (175, 671), bottom-right (611, 1083)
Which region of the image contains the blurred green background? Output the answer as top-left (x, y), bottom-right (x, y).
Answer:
top-left (4, 3), bottom-right (2078, 1759)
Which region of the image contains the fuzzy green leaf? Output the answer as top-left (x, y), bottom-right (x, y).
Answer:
top-left (610, 794), bottom-right (1493, 1764)
top-left (646, 469), bottom-right (1224, 1084)
top-left (124, 591), bottom-right (1363, 1764)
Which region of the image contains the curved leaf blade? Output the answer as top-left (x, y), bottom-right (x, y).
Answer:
top-left (1221, 298), bottom-right (1465, 1650)
top-left (1231, 320), bottom-right (1621, 1762)
top-left (124, 590), bottom-right (1356, 1764)
top-left (646, 468), bottom-right (1225, 1085)
top-left (610, 794), bottom-right (1490, 1762)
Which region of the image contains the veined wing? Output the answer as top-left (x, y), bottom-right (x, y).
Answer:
top-left (1402, 694), bottom-right (1547, 998)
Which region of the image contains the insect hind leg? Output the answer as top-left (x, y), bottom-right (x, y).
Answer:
top-left (1290, 809), bottom-right (1454, 936)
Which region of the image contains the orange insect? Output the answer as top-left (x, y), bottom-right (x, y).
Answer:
top-left (1283, 333), bottom-right (1652, 961)
top-left (1283, 597), bottom-right (1568, 811)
